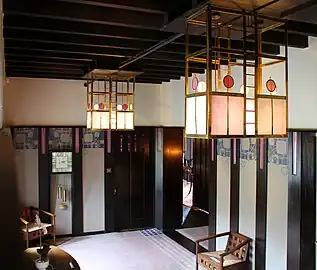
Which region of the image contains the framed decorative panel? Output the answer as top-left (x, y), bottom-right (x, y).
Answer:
top-left (268, 138), bottom-right (288, 165)
top-left (48, 128), bottom-right (72, 151)
top-left (13, 128), bottom-right (38, 150)
top-left (52, 152), bottom-right (72, 173)
top-left (82, 129), bottom-right (105, 149)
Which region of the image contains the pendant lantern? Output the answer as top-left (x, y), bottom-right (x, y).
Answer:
top-left (85, 70), bottom-right (142, 131)
top-left (185, 5), bottom-right (288, 138)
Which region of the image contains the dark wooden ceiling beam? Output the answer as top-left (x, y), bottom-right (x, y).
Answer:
top-left (137, 76), bottom-right (171, 82)
top-left (4, 35), bottom-right (280, 63)
top-left (5, 52), bottom-right (92, 63)
top-left (4, 27), bottom-right (284, 55)
top-left (55, 0), bottom-right (168, 14)
top-left (277, 20), bottom-right (317, 37)
top-left (6, 71), bottom-right (164, 84)
top-left (4, 15), bottom-right (308, 49)
top-left (5, 59), bottom-right (85, 67)
top-left (139, 73), bottom-right (180, 80)
top-left (4, 0), bottom-right (164, 30)
top-left (5, 64), bottom-right (84, 73)
top-left (4, 40), bottom-right (187, 62)
top-left (6, 67), bottom-right (85, 76)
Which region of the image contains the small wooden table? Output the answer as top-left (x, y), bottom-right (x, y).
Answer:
top-left (23, 246), bottom-right (80, 270)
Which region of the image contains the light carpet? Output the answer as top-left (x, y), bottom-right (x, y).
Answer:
top-left (60, 228), bottom-right (196, 270)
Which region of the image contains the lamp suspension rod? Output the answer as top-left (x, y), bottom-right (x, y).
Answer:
top-left (119, 32), bottom-right (184, 69)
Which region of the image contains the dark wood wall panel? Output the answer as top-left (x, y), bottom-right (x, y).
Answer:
top-left (38, 127), bottom-right (50, 222)
top-left (163, 127), bottom-right (183, 231)
top-left (300, 132), bottom-right (316, 270)
top-left (255, 138), bottom-right (268, 270)
top-left (192, 138), bottom-right (217, 249)
top-left (105, 127), bottom-right (155, 232)
top-left (287, 131), bottom-right (316, 270)
top-left (130, 127), bottom-right (154, 229)
top-left (193, 139), bottom-right (209, 212)
top-left (72, 127), bottom-right (83, 235)
top-left (230, 139), bottom-right (240, 233)
top-left (208, 139), bottom-right (217, 251)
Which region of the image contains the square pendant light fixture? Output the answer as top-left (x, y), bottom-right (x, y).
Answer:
top-left (85, 69), bottom-right (142, 131)
top-left (185, 5), bottom-right (288, 138)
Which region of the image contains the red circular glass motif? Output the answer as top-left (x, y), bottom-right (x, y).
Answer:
top-left (99, 103), bottom-right (105, 109)
top-left (122, 104), bottom-right (128, 111)
top-left (266, 78), bottom-right (276, 92)
top-left (87, 103), bottom-right (91, 109)
top-left (192, 74), bottom-right (199, 91)
top-left (223, 75), bottom-right (234, 88)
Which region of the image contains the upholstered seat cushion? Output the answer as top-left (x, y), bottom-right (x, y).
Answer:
top-left (199, 250), bottom-right (242, 267)
top-left (21, 223), bottom-right (52, 233)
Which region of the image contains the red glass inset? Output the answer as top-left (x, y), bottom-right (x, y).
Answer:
top-left (122, 104), bottom-right (128, 111)
top-left (266, 78), bottom-right (276, 92)
top-left (223, 75), bottom-right (234, 88)
top-left (99, 103), bottom-right (105, 110)
top-left (192, 74), bottom-right (199, 91)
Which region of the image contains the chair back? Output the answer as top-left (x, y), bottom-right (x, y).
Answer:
top-left (21, 206), bottom-right (37, 222)
top-left (225, 232), bottom-right (251, 262)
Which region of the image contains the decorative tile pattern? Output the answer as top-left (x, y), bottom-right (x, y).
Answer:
top-left (217, 139), bottom-right (231, 157)
top-left (82, 129), bottom-right (105, 148)
top-left (141, 228), bottom-right (163, 236)
top-left (13, 128), bottom-right (38, 150)
top-left (240, 138), bottom-right (257, 161)
top-left (268, 138), bottom-right (288, 165)
top-left (48, 128), bottom-right (72, 151)
top-left (52, 152), bottom-right (73, 173)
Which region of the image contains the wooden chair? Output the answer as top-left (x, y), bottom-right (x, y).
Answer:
top-left (195, 232), bottom-right (251, 270)
top-left (20, 206), bottom-right (56, 248)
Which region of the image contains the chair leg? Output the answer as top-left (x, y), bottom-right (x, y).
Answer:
top-left (26, 235), bottom-right (29, 249)
top-left (196, 260), bottom-right (199, 270)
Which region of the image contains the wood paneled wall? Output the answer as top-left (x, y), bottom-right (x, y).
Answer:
top-left (287, 132), bottom-right (316, 270)
top-left (192, 134), bottom-right (316, 270)
top-left (162, 127), bottom-right (183, 231)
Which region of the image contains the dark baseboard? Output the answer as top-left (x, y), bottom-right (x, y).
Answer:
top-left (164, 230), bottom-right (208, 254)
top-left (56, 230), bottom-right (105, 238)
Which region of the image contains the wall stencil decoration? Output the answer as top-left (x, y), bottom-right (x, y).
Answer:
top-left (48, 128), bottom-right (72, 151)
top-left (240, 138), bottom-right (257, 161)
top-left (268, 138), bottom-right (288, 165)
top-left (217, 139), bottom-right (231, 157)
top-left (82, 129), bottom-right (105, 148)
top-left (13, 128), bottom-right (38, 150)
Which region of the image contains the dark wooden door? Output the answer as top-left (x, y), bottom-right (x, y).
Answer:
top-left (105, 127), bottom-right (154, 231)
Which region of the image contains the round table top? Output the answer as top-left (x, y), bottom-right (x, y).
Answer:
top-left (23, 246), bottom-right (80, 270)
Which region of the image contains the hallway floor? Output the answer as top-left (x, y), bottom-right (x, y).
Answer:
top-left (60, 228), bottom-right (196, 270)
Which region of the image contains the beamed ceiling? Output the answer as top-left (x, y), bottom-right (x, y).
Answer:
top-left (3, 0), bottom-right (317, 84)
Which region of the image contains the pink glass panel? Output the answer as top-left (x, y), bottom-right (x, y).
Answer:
top-left (233, 138), bottom-right (237, 165)
top-left (41, 128), bottom-right (46, 154)
top-left (211, 139), bottom-right (215, 161)
top-left (107, 130), bottom-right (111, 153)
top-left (273, 99), bottom-right (287, 135)
top-left (229, 96), bottom-right (244, 135)
top-left (75, 128), bottom-right (80, 153)
top-left (257, 98), bottom-right (272, 135)
top-left (260, 138), bottom-right (264, 169)
top-left (211, 95), bottom-right (227, 135)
